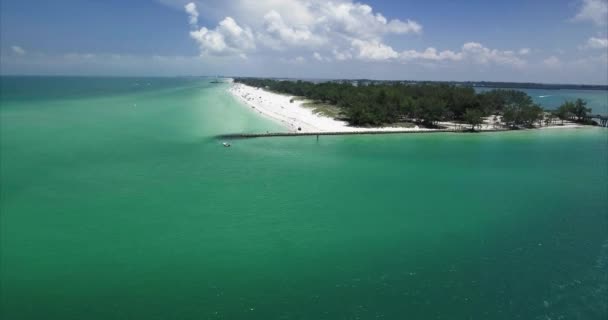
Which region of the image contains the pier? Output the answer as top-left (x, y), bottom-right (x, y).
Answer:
top-left (590, 115), bottom-right (608, 127)
top-left (218, 129), bottom-right (471, 140)
top-left (216, 122), bottom-right (606, 140)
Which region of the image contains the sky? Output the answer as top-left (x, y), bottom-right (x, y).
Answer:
top-left (1, 0), bottom-right (607, 84)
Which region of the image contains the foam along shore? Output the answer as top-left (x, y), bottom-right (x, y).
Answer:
top-left (228, 82), bottom-right (587, 133)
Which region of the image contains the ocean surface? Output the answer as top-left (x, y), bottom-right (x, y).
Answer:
top-left (475, 87), bottom-right (608, 116)
top-left (1, 76), bottom-right (607, 319)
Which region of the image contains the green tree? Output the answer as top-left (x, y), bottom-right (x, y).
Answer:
top-left (234, 78), bottom-right (540, 129)
top-left (477, 91), bottom-right (504, 114)
top-left (502, 105), bottom-right (519, 128)
top-left (520, 104), bottom-right (544, 127)
top-left (556, 101), bottom-right (575, 124)
top-left (573, 99), bottom-right (591, 121)
top-left (417, 98), bottom-right (446, 126)
top-left (448, 87), bottom-right (478, 117)
top-left (463, 108), bottom-right (484, 131)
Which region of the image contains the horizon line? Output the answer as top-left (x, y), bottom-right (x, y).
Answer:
top-left (1, 73), bottom-right (607, 88)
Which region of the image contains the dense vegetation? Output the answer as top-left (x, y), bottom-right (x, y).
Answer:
top-left (234, 78), bottom-right (594, 129)
top-left (555, 99), bottom-right (594, 125)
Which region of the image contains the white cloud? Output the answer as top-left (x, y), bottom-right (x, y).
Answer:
top-left (543, 56), bottom-right (561, 68)
top-left (345, 41), bottom-right (526, 67)
top-left (399, 43), bottom-right (525, 67)
top-left (184, 2), bottom-right (199, 27)
top-left (189, 17), bottom-right (255, 56)
top-left (351, 39), bottom-right (399, 60)
top-left (318, 2), bottom-right (422, 40)
top-left (262, 10), bottom-right (325, 48)
top-left (312, 52), bottom-right (331, 62)
top-left (236, 0), bottom-right (317, 27)
top-left (11, 45), bottom-right (26, 55)
top-left (332, 48), bottom-right (353, 61)
top-left (586, 36), bottom-right (608, 48)
top-left (573, 0), bottom-right (608, 25)
top-left (401, 47), bottom-right (462, 61)
top-left (518, 48), bottom-right (530, 55)
top-left (178, 0), bottom-right (529, 72)
top-left (461, 42), bottom-right (526, 67)
top-left (183, 0), bottom-right (421, 57)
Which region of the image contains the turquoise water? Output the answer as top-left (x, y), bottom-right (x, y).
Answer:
top-left (476, 87), bottom-right (608, 115)
top-left (1, 77), bottom-right (607, 319)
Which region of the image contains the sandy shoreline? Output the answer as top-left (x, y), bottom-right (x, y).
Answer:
top-left (228, 82), bottom-right (432, 133)
top-left (227, 82), bottom-right (588, 134)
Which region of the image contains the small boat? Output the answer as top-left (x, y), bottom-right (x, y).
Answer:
top-left (222, 142), bottom-right (231, 147)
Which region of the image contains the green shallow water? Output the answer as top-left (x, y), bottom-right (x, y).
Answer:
top-left (1, 77), bottom-right (607, 319)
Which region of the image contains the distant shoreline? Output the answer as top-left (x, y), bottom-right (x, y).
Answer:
top-left (227, 82), bottom-right (592, 136)
top-left (227, 77), bottom-right (608, 91)
top-left (1, 75), bottom-right (606, 90)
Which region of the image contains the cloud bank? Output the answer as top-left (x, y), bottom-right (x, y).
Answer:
top-left (184, 2), bottom-right (199, 26)
top-left (184, 0), bottom-right (423, 61)
top-left (573, 0), bottom-right (608, 26)
top-left (182, 0), bottom-right (530, 70)
top-left (2, 0), bottom-right (606, 84)
top-left (586, 36), bottom-right (608, 49)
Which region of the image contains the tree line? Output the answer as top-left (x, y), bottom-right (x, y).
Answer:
top-left (554, 99), bottom-right (594, 125)
top-left (234, 78), bottom-right (595, 129)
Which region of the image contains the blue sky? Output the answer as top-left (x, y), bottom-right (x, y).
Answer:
top-left (1, 0), bottom-right (607, 84)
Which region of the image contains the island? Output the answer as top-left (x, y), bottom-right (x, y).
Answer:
top-left (226, 78), bottom-right (603, 137)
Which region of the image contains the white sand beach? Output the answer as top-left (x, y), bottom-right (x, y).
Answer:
top-left (228, 82), bottom-right (587, 133)
top-left (228, 83), bottom-right (433, 133)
